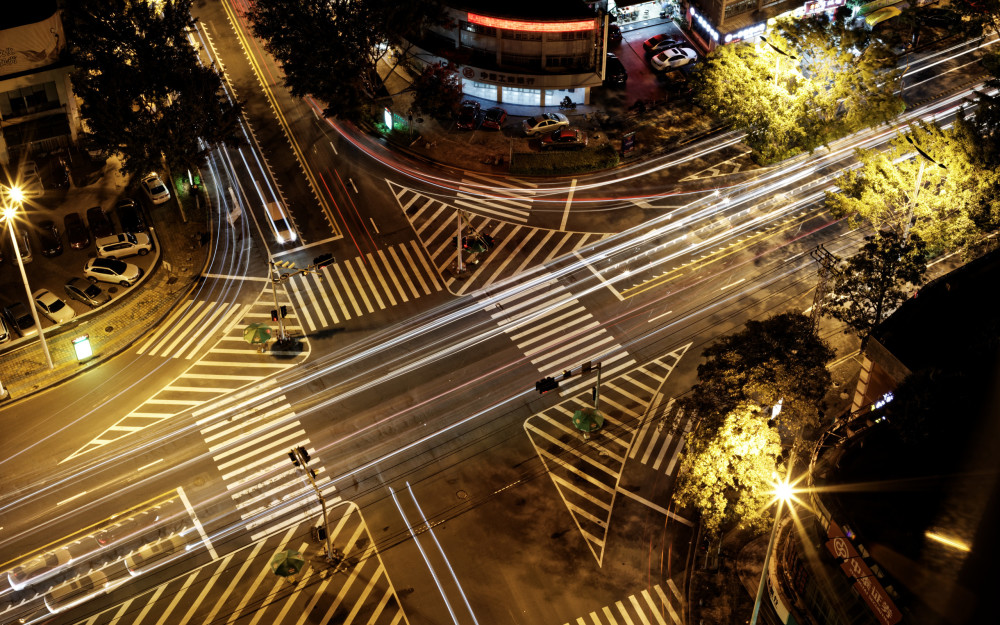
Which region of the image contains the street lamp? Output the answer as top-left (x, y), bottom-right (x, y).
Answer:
top-left (903, 134), bottom-right (946, 241)
top-left (749, 473), bottom-right (796, 625)
top-left (1, 185), bottom-right (54, 371)
top-left (760, 36), bottom-right (798, 88)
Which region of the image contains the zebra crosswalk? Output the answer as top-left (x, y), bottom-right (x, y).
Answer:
top-left (197, 395), bottom-right (340, 541)
top-left (389, 180), bottom-right (608, 295)
top-left (68, 508), bottom-right (405, 625)
top-left (562, 581), bottom-right (685, 625)
top-left (524, 347), bottom-right (690, 565)
top-left (281, 240), bottom-right (443, 331)
top-left (487, 278), bottom-right (634, 396)
top-left (629, 396), bottom-right (693, 475)
top-left (454, 171), bottom-right (538, 222)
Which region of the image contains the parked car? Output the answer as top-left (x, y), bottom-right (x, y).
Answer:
top-left (522, 113), bottom-right (569, 137)
top-left (86, 206), bottom-right (114, 239)
top-left (643, 33), bottom-right (682, 54)
top-left (456, 100), bottom-right (481, 130)
top-left (651, 47), bottom-right (698, 71)
top-left (481, 106), bottom-right (507, 130)
top-left (96, 232), bottom-right (152, 259)
top-left (33, 289), bottom-right (76, 324)
top-left (7, 547), bottom-right (73, 591)
top-left (64, 212), bottom-right (90, 249)
top-left (116, 198), bottom-right (146, 232)
top-left (4, 228), bottom-right (32, 264)
top-left (51, 157), bottom-right (70, 189)
top-left (141, 173), bottom-right (170, 205)
top-left (3, 302), bottom-right (38, 338)
top-left (44, 570), bottom-right (108, 613)
top-left (608, 24), bottom-right (622, 44)
top-left (124, 534), bottom-right (187, 576)
top-left (540, 128), bottom-right (589, 150)
top-left (65, 277), bottom-right (112, 308)
top-left (0, 315), bottom-right (10, 344)
top-left (84, 257), bottom-right (144, 287)
top-left (37, 219), bottom-right (63, 257)
top-left (605, 53), bottom-right (628, 87)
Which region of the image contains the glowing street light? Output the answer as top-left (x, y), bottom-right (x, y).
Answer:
top-left (760, 36), bottom-right (798, 88)
top-left (749, 472), bottom-right (797, 625)
top-left (1, 185), bottom-right (54, 371)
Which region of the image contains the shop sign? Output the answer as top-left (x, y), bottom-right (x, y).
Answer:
top-left (853, 576), bottom-right (903, 625)
top-left (621, 131), bottom-right (637, 156)
top-left (688, 6), bottom-right (720, 42)
top-left (724, 22), bottom-right (766, 44)
top-left (471, 70), bottom-right (536, 86)
top-left (797, 0), bottom-right (847, 17)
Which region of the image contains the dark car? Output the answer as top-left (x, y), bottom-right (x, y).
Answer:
top-left (481, 107), bottom-right (507, 130)
top-left (51, 158), bottom-right (70, 189)
top-left (456, 100), bottom-right (481, 130)
top-left (65, 277), bottom-right (112, 308)
top-left (86, 206), bottom-right (114, 239)
top-left (64, 212), bottom-right (90, 249)
top-left (605, 53), bottom-right (628, 87)
top-left (540, 128), bottom-right (589, 150)
top-left (116, 198), bottom-right (146, 232)
top-left (643, 33), bottom-right (682, 54)
top-left (37, 220), bottom-right (63, 257)
top-left (608, 24), bottom-right (622, 45)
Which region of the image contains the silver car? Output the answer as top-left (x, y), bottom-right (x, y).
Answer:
top-left (44, 570), bottom-right (108, 613)
top-left (65, 277), bottom-right (112, 308)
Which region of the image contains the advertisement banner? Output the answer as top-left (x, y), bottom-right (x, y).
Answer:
top-left (0, 12), bottom-right (65, 77)
top-left (853, 576), bottom-right (903, 625)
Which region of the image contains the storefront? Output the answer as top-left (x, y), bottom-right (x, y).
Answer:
top-left (684, 0), bottom-right (847, 51)
top-left (609, 0), bottom-right (678, 23)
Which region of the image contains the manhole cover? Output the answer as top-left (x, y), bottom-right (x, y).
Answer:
top-left (105, 326), bottom-right (114, 332)
top-left (107, 287), bottom-right (119, 294)
top-left (456, 490), bottom-right (468, 500)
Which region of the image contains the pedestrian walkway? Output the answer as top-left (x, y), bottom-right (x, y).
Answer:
top-left (62, 288), bottom-right (309, 462)
top-left (628, 395), bottom-right (693, 475)
top-left (68, 505), bottom-right (405, 625)
top-left (281, 240), bottom-right (443, 331)
top-left (523, 349), bottom-right (689, 566)
top-left (487, 278), bottom-right (634, 396)
top-left (389, 179), bottom-right (608, 295)
top-left (561, 581), bottom-right (685, 625)
top-left (197, 394), bottom-right (339, 541)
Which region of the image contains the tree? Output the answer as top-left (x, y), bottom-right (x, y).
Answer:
top-left (682, 312), bottom-right (834, 435)
top-left (410, 63), bottom-right (463, 120)
top-left (64, 0), bottom-right (243, 177)
top-left (824, 230), bottom-right (928, 347)
top-left (245, 0), bottom-right (444, 122)
top-left (693, 13), bottom-right (902, 163)
top-left (825, 119), bottom-right (1000, 254)
top-left (674, 403), bottom-right (783, 537)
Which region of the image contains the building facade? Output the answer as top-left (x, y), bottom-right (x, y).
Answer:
top-left (405, 1), bottom-right (614, 107)
top-left (681, 0), bottom-right (847, 50)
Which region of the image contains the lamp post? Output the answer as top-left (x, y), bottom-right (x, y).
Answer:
top-left (749, 477), bottom-right (794, 625)
top-left (903, 134), bottom-right (946, 241)
top-left (761, 36), bottom-right (798, 88)
top-left (2, 185), bottom-right (54, 370)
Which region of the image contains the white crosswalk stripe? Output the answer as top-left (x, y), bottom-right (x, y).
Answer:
top-left (562, 583), bottom-right (685, 625)
top-left (197, 396), bottom-right (341, 540)
top-left (487, 278), bottom-right (635, 395)
top-left (524, 358), bottom-right (683, 565)
top-left (282, 240), bottom-right (442, 331)
top-left (136, 300), bottom-right (244, 359)
top-left (628, 396), bottom-right (693, 475)
top-left (454, 171), bottom-right (539, 222)
top-left (389, 180), bottom-right (608, 295)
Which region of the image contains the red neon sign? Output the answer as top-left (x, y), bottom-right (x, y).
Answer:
top-left (467, 13), bottom-right (594, 33)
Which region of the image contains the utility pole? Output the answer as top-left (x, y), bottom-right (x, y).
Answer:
top-left (809, 245), bottom-right (837, 331)
top-left (268, 260), bottom-right (287, 341)
top-left (288, 446), bottom-right (335, 562)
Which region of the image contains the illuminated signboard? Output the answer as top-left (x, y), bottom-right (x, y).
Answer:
top-left (72, 335), bottom-right (93, 360)
top-left (688, 6), bottom-right (720, 42)
top-left (467, 13), bottom-right (594, 32)
top-left (796, 0), bottom-right (847, 17)
top-left (725, 22), bottom-right (766, 43)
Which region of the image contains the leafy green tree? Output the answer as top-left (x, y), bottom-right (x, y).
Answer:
top-left (682, 312), bottom-right (834, 434)
top-left (826, 119), bottom-right (1000, 254)
top-left (410, 63), bottom-right (463, 120)
top-left (945, 0), bottom-right (1000, 40)
top-left (245, 0), bottom-right (444, 122)
top-left (825, 230), bottom-right (928, 347)
top-left (693, 13), bottom-right (902, 163)
top-left (64, 0), bottom-right (243, 177)
top-left (675, 403), bottom-right (783, 537)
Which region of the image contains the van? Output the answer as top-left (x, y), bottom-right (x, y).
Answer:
top-left (605, 53), bottom-right (628, 87)
top-left (44, 570), bottom-right (108, 613)
top-left (266, 202), bottom-right (297, 244)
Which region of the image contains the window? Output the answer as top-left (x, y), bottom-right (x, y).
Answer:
top-left (554, 31), bottom-right (591, 41)
top-left (0, 82), bottom-right (60, 118)
top-left (501, 53), bottom-right (542, 70)
top-left (545, 55), bottom-right (590, 69)
top-left (461, 21), bottom-right (496, 37)
top-left (725, 0), bottom-right (757, 19)
top-left (502, 30), bottom-right (542, 41)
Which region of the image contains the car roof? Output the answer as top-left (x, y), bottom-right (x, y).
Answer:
top-left (90, 257), bottom-right (127, 269)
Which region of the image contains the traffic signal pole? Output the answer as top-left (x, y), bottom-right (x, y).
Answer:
top-left (289, 447), bottom-right (334, 561)
top-left (268, 260), bottom-right (287, 340)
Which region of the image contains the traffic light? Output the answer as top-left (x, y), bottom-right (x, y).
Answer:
top-left (271, 309), bottom-right (279, 322)
top-left (280, 305), bottom-right (288, 318)
top-left (313, 253), bottom-right (335, 268)
top-left (535, 377), bottom-right (558, 394)
top-left (297, 446), bottom-right (311, 463)
top-left (288, 451), bottom-right (299, 466)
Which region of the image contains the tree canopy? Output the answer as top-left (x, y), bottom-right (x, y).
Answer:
top-left (826, 119), bottom-right (1000, 254)
top-left (64, 0), bottom-right (243, 177)
top-left (410, 63), bottom-right (463, 120)
top-left (245, 0), bottom-right (444, 122)
top-left (825, 230), bottom-right (928, 347)
top-left (682, 311), bottom-right (834, 435)
top-left (693, 13), bottom-right (902, 162)
top-left (674, 403), bottom-right (783, 537)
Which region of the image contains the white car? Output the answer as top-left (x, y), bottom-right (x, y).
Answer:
top-left (44, 570), bottom-right (108, 614)
top-left (141, 173), bottom-right (170, 205)
top-left (96, 232), bottom-right (153, 259)
top-left (124, 534), bottom-right (188, 576)
top-left (84, 257), bottom-right (144, 286)
top-left (650, 47), bottom-right (699, 71)
top-left (521, 113), bottom-right (569, 137)
top-left (33, 289), bottom-right (77, 324)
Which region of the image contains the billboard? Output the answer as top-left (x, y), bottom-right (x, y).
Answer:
top-left (0, 12), bottom-right (65, 77)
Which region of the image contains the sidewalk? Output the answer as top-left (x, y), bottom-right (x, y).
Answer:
top-left (0, 155), bottom-right (209, 404)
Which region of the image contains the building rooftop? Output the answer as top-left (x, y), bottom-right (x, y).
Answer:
top-left (0, 0), bottom-right (57, 30)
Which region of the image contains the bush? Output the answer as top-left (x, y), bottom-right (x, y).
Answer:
top-left (510, 144), bottom-right (619, 176)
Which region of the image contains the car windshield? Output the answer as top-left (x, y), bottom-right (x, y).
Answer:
top-left (84, 284), bottom-right (101, 297)
top-left (125, 234), bottom-right (137, 244)
top-left (526, 117), bottom-right (541, 126)
top-left (48, 299), bottom-right (65, 312)
top-left (101, 259), bottom-right (127, 272)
